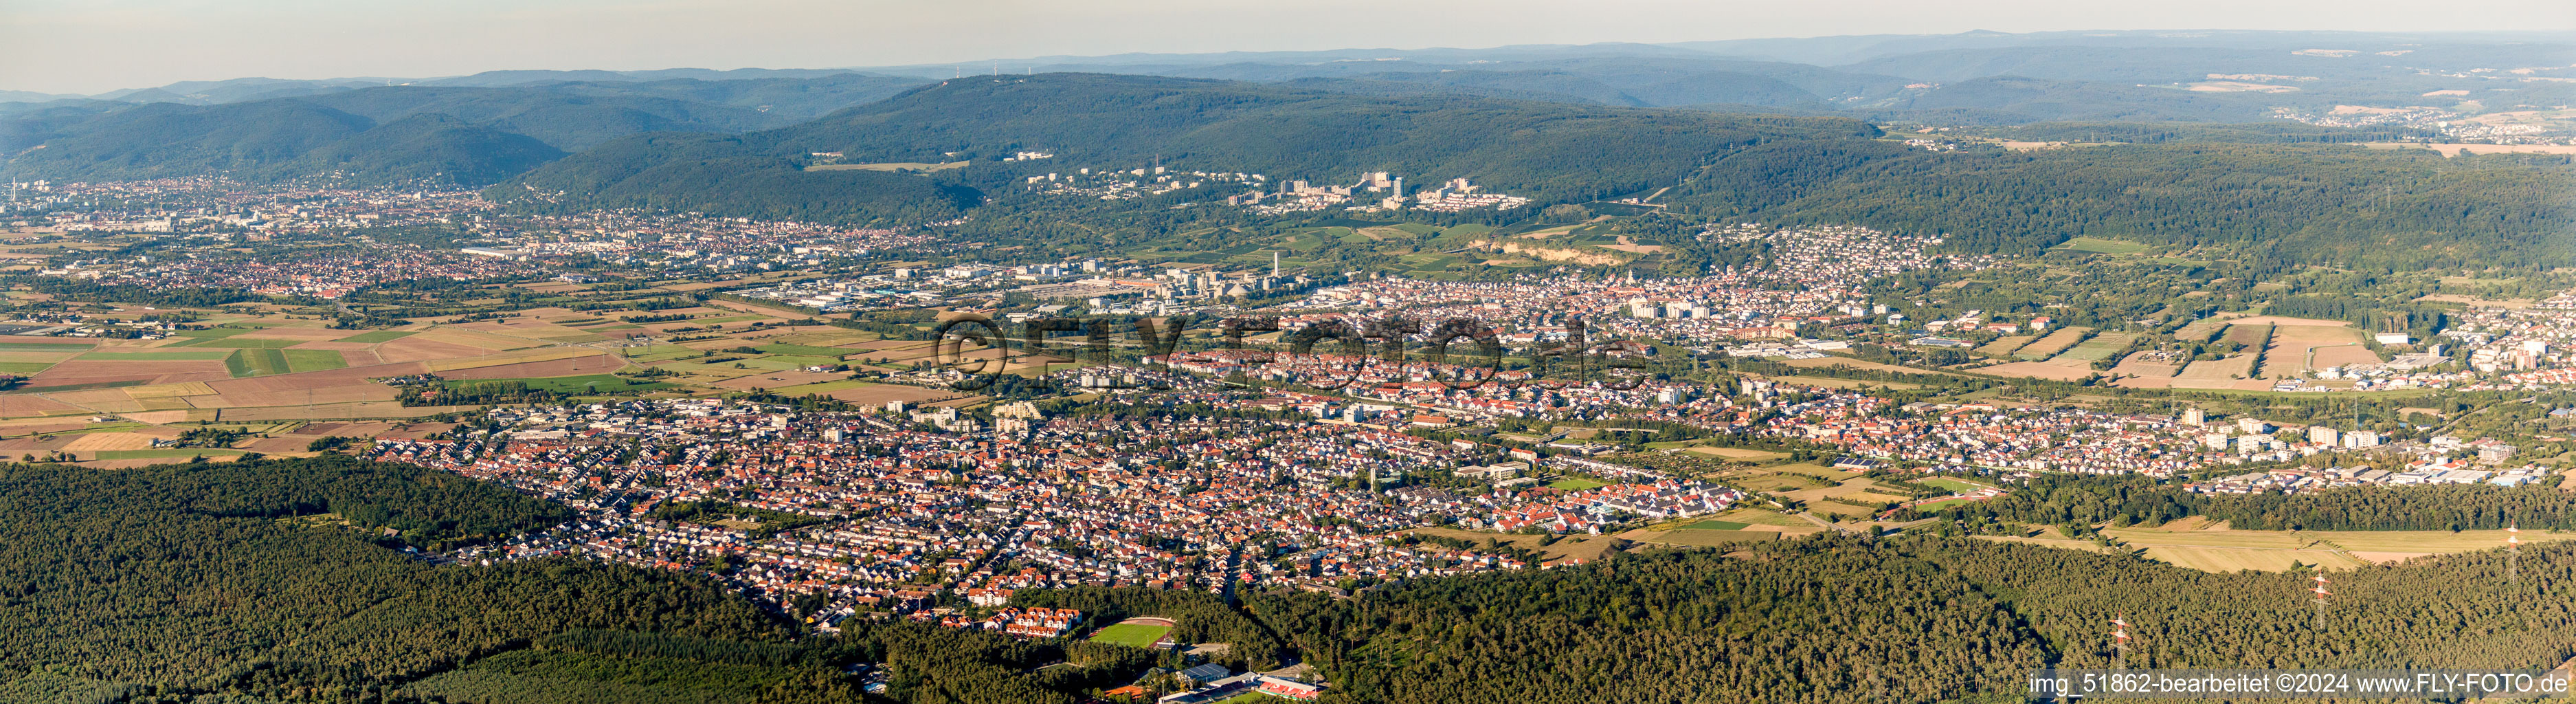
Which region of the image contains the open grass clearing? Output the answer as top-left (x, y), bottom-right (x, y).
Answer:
top-left (2052, 236), bottom-right (2150, 254)
top-left (1407, 527), bottom-right (1631, 564)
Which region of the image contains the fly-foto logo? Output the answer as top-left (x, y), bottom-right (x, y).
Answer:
top-left (930, 315), bottom-right (1653, 393)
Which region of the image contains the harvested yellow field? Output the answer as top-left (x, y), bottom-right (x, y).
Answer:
top-left (1973, 535), bottom-right (2119, 553)
top-left (127, 382), bottom-right (217, 398)
top-left (1685, 446), bottom-right (1789, 461)
top-left (2084, 527), bottom-right (2570, 572)
top-left (1979, 361), bottom-right (2099, 381)
top-left (424, 346), bottom-right (596, 373)
top-left (2138, 546), bottom-right (2368, 572)
top-left (121, 410), bottom-right (190, 424)
top-left (63, 432), bottom-right (155, 452)
top-left (413, 328), bottom-right (541, 351)
top-left (2016, 327), bottom-right (2096, 359)
top-left (2306, 529), bottom-right (2574, 553)
top-left (1975, 336), bottom-right (2035, 357)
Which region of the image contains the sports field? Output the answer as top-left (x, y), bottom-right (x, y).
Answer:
top-left (1088, 622), bottom-right (1174, 648)
top-left (1912, 477), bottom-right (1993, 494)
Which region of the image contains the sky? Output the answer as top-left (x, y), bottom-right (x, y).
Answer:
top-left (5, 0), bottom-right (2575, 95)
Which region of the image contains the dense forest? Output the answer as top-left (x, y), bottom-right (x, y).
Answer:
top-left (1914, 472), bottom-right (2576, 531)
top-left (1245, 536), bottom-right (2576, 703)
top-left (0, 456), bottom-right (794, 700)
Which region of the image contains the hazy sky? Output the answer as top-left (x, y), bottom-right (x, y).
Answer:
top-left (5, 0), bottom-right (2574, 94)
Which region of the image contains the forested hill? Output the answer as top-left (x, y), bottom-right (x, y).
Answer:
top-left (1669, 139), bottom-right (2576, 269)
top-left (488, 73), bottom-right (1879, 223)
top-left (489, 73), bottom-right (2575, 269)
top-left (3, 98), bottom-right (573, 187)
top-left (0, 76), bottom-right (926, 187)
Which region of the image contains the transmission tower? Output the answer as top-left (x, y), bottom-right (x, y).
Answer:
top-left (2111, 615), bottom-right (2131, 670)
top-left (2309, 573), bottom-right (2331, 630)
top-left (2508, 523), bottom-right (2522, 584)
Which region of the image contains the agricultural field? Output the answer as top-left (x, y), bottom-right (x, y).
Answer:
top-left (1754, 374), bottom-right (1923, 390)
top-left (440, 374), bottom-right (674, 394)
top-left (2014, 327), bottom-right (2096, 360)
top-left (1778, 355), bottom-right (1932, 377)
top-left (2050, 332), bottom-right (2135, 363)
top-left (1975, 336), bottom-right (2035, 358)
top-left (2172, 354), bottom-right (2260, 389)
top-left (2254, 322), bottom-right (2375, 378)
top-left (2221, 322), bottom-right (2274, 347)
top-left (1975, 361), bottom-right (2098, 381)
top-left (2109, 349), bottom-right (2187, 382)
top-left (0, 284), bottom-right (984, 457)
top-left (2173, 316), bottom-right (2236, 342)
